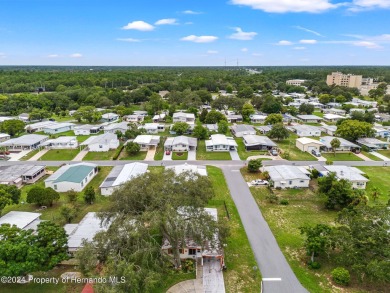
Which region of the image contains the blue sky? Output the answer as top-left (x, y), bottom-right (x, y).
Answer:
top-left (1, 0), bottom-right (390, 66)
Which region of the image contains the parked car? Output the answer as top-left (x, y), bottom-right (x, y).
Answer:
top-left (311, 149), bottom-right (321, 157)
top-left (250, 179), bottom-right (269, 186)
top-left (165, 150), bottom-right (171, 155)
top-left (270, 149), bottom-right (278, 156)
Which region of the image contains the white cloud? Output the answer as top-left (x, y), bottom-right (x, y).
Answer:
top-left (299, 39), bottom-right (317, 44)
top-left (349, 0), bottom-right (390, 11)
top-left (207, 50), bottom-right (219, 54)
top-left (230, 0), bottom-right (340, 13)
top-left (228, 27), bottom-right (257, 40)
top-left (352, 41), bottom-right (382, 49)
top-left (276, 40), bottom-right (293, 45)
top-left (241, 48), bottom-right (248, 52)
top-left (182, 10), bottom-right (202, 14)
top-left (155, 18), bottom-right (178, 25)
top-left (122, 21), bottom-right (155, 31)
top-left (47, 54), bottom-right (59, 58)
top-left (181, 35), bottom-right (218, 43)
top-left (117, 38), bottom-right (141, 42)
top-left (70, 53), bottom-right (82, 58)
top-left (293, 26), bottom-right (324, 37)
top-left (293, 46), bottom-right (306, 50)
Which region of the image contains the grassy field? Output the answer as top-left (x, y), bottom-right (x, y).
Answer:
top-left (83, 149), bottom-right (117, 160)
top-left (19, 148), bottom-right (40, 161)
top-left (172, 152), bottom-right (188, 160)
top-left (196, 140), bottom-right (232, 160)
top-left (274, 134), bottom-right (317, 161)
top-left (207, 166), bottom-right (261, 293)
top-left (40, 149), bottom-right (79, 161)
top-left (235, 138), bottom-right (270, 160)
top-left (358, 167), bottom-right (390, 205)
top-left (361, 151), bottom-right (382, 161)
top-left (321, 152), bottom-right (363, 162)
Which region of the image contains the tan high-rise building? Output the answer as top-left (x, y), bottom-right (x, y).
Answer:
top-left (326, 72), bottom-right (362, 88)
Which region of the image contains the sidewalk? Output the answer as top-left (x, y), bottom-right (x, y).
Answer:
top-left (354, 152), bottom-right (372, 161)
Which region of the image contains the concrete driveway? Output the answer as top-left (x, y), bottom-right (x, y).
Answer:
top-left (163, 151), bottom-right (172, 161)
top-left (188, 149), bottom-right (196, 160)
top-left (144, 148), bottom-right (156, 161)
top-left (28, 149), bottom-right (48, 161)
top-left (8, 150), bottom-right (32, 161)
top-left (72, 149), bottom-right (88, 161)
top-left (229, 150), bottom-right (240, 161)
top-left (371, 151), bottom-right (390, 161)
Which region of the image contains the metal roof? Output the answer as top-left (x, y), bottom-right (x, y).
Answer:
top-left (81, 133), bottom-right (117, 146)
top-left (166, 163), bottom-right (207, 176)
top-left (0, 134), bottom-right (48, 147)
top-left (292, 125), bottom-right (321, 133)
top-left (43, 122), bottom-right (75, 130)
top-left (0, 165), bottom-right (45, 182)
top-left (297, 114), bottom-right (323, 120)
top-left (323, 166), bottom-right (369, 182)
top-left (242, 135), bottom-right (277, 147)
top-left (103, 122), bottom-right (129, 131)
top-left (133, 135), bottom-right (160, 145)
top-left (296, 137), bottom-right (324, 145)
top-left (45, 163), bottom-right (97, 184)
top-left (264, 165), bottom-right (310, 181)
top-left (231, 124), bottom-right (256, 134)
top-left (164, 136), bottom-right (197, 147)
top-left (100, 163), bottom-right (148, 188)
top-left (320, 136), bottom-right (359, 148)
top-left (0, 211), bottom-right (41, 230)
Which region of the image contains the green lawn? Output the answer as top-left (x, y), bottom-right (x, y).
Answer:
top-left (236, 138), bottom-right (270, 160)
top-left (196, 140), bottom-right (232, 160)
top-left (83, 149), bottom-right (117, 160)
top-left (358, 167), bottom-right (390, 205)
top-left (377, 149), bottom-right (390, 159)
top-left (119, 151), bottom-right (147, 160)
top-left (39, 149), bottom-right (80, 161)
top-left (207, 166), bottom-right (261, 293)
top-left (19, 148), bottom-right (40, 161)
top-left (361, 151), bottom-right (382, 161)
top-left (172, 152), bottom-right (188, 160)
top-left (76, 135), bottom-right (92, 143)
top-left (51, 114), bottom-right (76, 122)
top-left (313, 111), bottom-right (324, 118)
top-left (274, 134), bottom-right (317, 161)
top-left (321, 152), bottom-right (363, 162)
top-left (154, 137), bottom-right (166, 160)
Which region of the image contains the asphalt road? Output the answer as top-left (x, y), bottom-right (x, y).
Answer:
top-left (222, 167), bottom-right (308, 293)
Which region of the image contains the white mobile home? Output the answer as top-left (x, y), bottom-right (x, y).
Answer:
top-left (263, 165), bottom-right (310, 189)
top-left (205, 134), bottom-right (237, 151)
top-left (0, 134), bottom-right (48, 150)
top-left (81, 133), bottom-right (119, 152)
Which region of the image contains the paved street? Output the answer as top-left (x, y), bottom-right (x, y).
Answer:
top-left (222, 167), bottom-right (308, 293)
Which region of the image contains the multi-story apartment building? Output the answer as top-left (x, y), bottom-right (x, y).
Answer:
top-left (326, 72), bottom-right (362, 88)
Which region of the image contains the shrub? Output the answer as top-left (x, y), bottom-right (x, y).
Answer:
top-left (281, 151), bottom-right (290, 160)
top-left (361, 145), bottom-right (370, 152)
top-left (113, 144), bottom-right (124, 160)
top-left (308, 261), bottom-right (321, 270)
top-left (247, 159), bottom-right (262, 173)
top-left (280, 199), bottom-right (289, 205)
top-left (310, 169), bottom-right (320, 179)
top-left (331, 267), bottom-right (350, 286)
top-left (266, 193), bottom-right (279, 204)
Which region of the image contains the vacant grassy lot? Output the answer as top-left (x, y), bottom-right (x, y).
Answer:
top-left (196, 140), bottom-right (232, 160)
top-left (236, 138), bottom-right (269, 160)
top-left (274, 134), bottom-right (317, 161)
top-left (172, 152), bottom-right (188, 160)
top-left (19, 148), bottom-right (40, 161)
top-left (83, 149), bottom-right (117, 160)
top-left (40, 149), bottom-right (79, 161)
top-left (207, 166), bottom-right (261, 293)
top-left (358, 166), bottom-right (390, 205)
top-left (321, 152), bottom-right (363, 162)
top-left (361, 151), bottom-right (382, 161)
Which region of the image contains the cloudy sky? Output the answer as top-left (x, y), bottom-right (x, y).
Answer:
top-left (1, 0), bottom-right (390, 66)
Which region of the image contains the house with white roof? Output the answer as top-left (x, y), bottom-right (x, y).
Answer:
top-left (0, 134), bottom-right (48, 150)
top-left (250, 114), bottom-right (267, 124)
top-left (133, 135), bottom-right (160, 150)
top-left (373, 126), bottom-right (389, 138)
top-left (356, 138), bottom-right (389, 150)
top-left (164, 136), bottom-right (197, 152)
top-left (45, 163), bottom-right (98, 192)
top-left (101, 112), bottom-right (119, 122)
top-left (242, 135), bottom-right (277, 151)
top-left (25, 121), bottom-right (58, 133)
top-left (123, 114), bottom-right (145, 123)
top-left (297, 115), bottom-right (323, 123)
top-left (319, 136), bottom-right (360, 152)
top-left (103, 122), bottom-right (129, 134)
top-left (64, 212), bottom-right (110, 254)
top-left (226, 114), bottom-right (243, 123)
top-left (18, 113), bottom-right (30, 122)
top-left (43, 122), bottom-right (75, 134)
top-left (0, 165), bottom-right (46, 187)
top-left (230, 124), bottom-right (256, 138)
top-left (81, 133), bottom-right (119, 152)
top-left (204, 124), bottom-right (218, 132)
top-left (165, 163), bottom-right (208, 177)
top-left (315, 165), bottom-right (369, 189)
top-left (133, 110), bottom-right (148, 116)
top-left (73, 124), bottom-right (100, 135)
top-left (296, 137), bottom-right (324, 153)
top-left (323, 108), bottom-right (346, 116)
top-left (323, 113), bottom-right (345, 123)
top-left (291, 125), bottom-right (321, 137)
top-left (152, 113), bottom-right (166, 123)
top-left (0, 133), bottom-right (10, 142)
top-left (321, 125), bottom-right (337, 136)
top-left (205, 134), bottom-right (237, 151)
top-left (100, 163), bottom-right (148, 196)
top-left (256, 125), bottom-right (272, 134)
top-left (263, 165), bottom-right (310, 189)
top-left (0, 211), bottom-right (42, 231)
top-left (173, 112), bottom-right (195, 125)
top-left (41, 136), bottom-right (78, 149)
top-left (139, 123), bottom-right (165, 134)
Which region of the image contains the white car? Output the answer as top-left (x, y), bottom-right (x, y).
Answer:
top-left (250, 179), bottom-right (269, 186)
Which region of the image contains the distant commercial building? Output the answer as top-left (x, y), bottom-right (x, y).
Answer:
top-left (286, 79), bottom-right (306, 86)
top-left (326, 72), bottom-right (362, 88)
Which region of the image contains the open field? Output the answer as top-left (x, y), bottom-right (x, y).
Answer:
top-left (196, 140), bottom-right (232, 160)
top-left (40, 149), bottom-right (79, 161)
top-left (321, 152), bottom-right (363, 162)
top-left (207, 166), bottom-right (261, 293)
top-left (358, 166), bottom-right (390, 205)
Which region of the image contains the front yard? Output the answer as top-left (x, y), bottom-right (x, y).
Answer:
top-left (236, 138), bottom-right (270, 160)
top-left (321, 152), bottom-right (363, 162)
top-left (196, 140), bottom-right (232, 160)
top-left (40, 149), bottom-right (80, 161)
top-left (274, 134), bottom-right (317, 161)
top-left (83, 149), bottom-right (118, 160)
top-left (172, 152), bottom-right (188, 160)
top-left (361, 151), bottom-right (382, 161)
top-left (377, 149), bottom-right (390, 159)
top-left (19, 149), bottom-right (40, 161)
top-left (119, 151), bottom-right (148, 160)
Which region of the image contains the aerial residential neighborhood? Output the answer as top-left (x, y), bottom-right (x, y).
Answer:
top-left (1, 1), bottom-right (390, 292)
